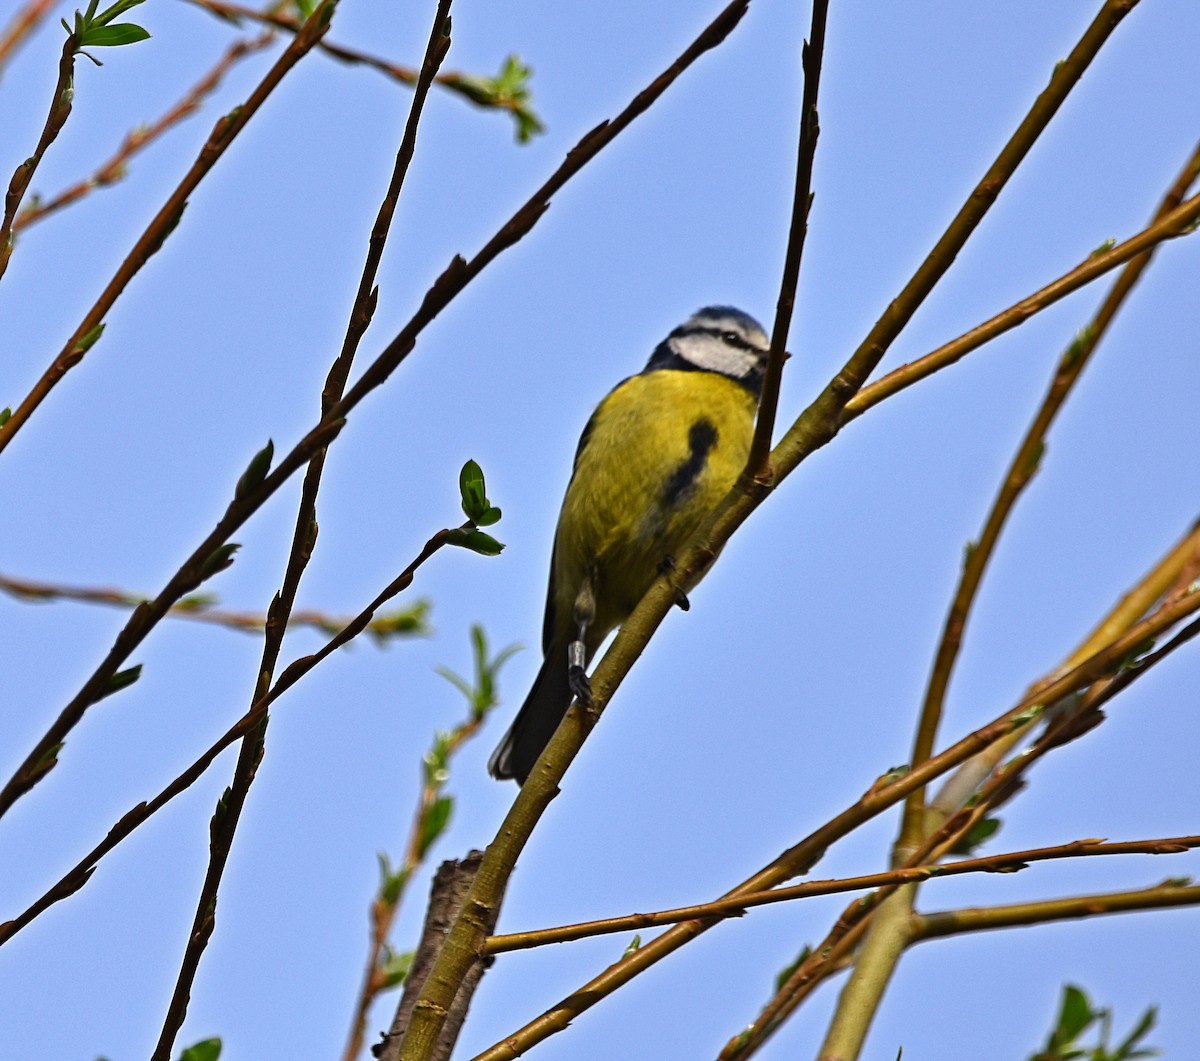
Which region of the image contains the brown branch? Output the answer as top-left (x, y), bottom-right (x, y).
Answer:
top-left (344, 698), bottom-right (487, 1059)
top-left (0, 1), bottom-right (333, 455)
top-left (843, 190), bottom-right (1200, 425)
top-left (898, 139), bottom-right (1200, 850)
top-left (0, 0), bottom-right (56, 74)
top-left (183, 0), bottom-right (537, 135)
top-left (148, 9), bottom-right (454, 1057)
top-left (745, 0), bottom-right (828, 476)
top-left (14, 32), bottom-right (276, 232)
top-left (0, 523), bottom-right (458, 948)
top-left (931, 518), bottom-right (1200, 819)
top-left (0, 570), bottom-right (428, 641)
top-left (0, 0), bottom-right (739, 824)
top-left (484, 836), bottom-right (1200, 954)
top-left (913, 880), bottom-right (1200, 942)
top-left (464, 5), bottom-right (1141, 1057)
top-left (374, 852), bottom-right (500, 1061)
top-left (0, 35), bottom-right (74, 280)
top-left (473, 583), bottom-right (1200, 1059)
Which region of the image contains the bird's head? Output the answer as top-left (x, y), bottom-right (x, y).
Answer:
top-left (646, 306), bottom-right (770, 395)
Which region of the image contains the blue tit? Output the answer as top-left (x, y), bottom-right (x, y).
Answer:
top-left (488, 306), bottom-right (770, 784)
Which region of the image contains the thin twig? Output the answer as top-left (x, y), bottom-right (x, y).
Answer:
top-left (0, 523), bottom-right (460, 948)
top-left (343, 709), bottom-right (485, 1061)
top-left (898, 139), bottom-right (1200, 850)
top-left (931, 518), bottom-right (1200, 819)
top-left (182, 0), bottom-right (538, 137)
top-left (745, 0), bottom-right (828, 476)
top-left (913, 880), bottom-right (1200, 942)
top-left (0, 1), bottom-right (334, 455)
top-left (484, 836), bottom-right (1200, 954)
top-left (0, 0), bottom-right (746, 824)
top-left (472, 582), bottom-right (1200, 1059)
top-left (0, 0), bottom-right (57, 75)
top-left (463, 6), bottom-right (1140, 1057)
top-left (14, 32), bottom-right (276, 231)
top-left (843, 188), bottom-right (1200, 423)
top-left (0, 570), bottom-right (427, 640)
top-left (384, 6), bottom-right (759, 1058)
top-left (148, 8), bottom-right (454, 1057)
top-left (0, 35), bottom-right (74, 280)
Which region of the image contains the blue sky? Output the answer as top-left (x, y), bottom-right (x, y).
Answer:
top-left (1, 1), bottom-right (1199, 1058)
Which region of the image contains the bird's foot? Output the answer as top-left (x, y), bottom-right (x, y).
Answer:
top-left (568, 665), bottom-right (594, 707)
top-left (567, 639), bottom-right (594, 706)
top-left (658, 555), bottom-right (690, 611)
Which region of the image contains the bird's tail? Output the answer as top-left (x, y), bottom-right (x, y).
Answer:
top-left (487, 643), bottom-right (572, 784)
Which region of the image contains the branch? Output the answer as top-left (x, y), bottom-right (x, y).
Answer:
top-left (914, 880), bottom-right (1200, 942)
top-left (0, 0), bottom-right (335, 454)
top-left (343, 627), bottom-right (512, 1061)
top-left (149, 8), bottom-right (454, 1056)
top-left (0, 521), bottom-right (461, 948)
top-left (475, 584), bottom-right (1200, 1058)
top-left (0, 570), bottom-right (429, 641)
top-left (0, 0), bottom-right (748, 822)
top-left (183, 0), bottom-right (542, 140)
top-left (483, 836), bottom-right (1200, 953)
top-left (745, 0), bottom-right (828, 475)
top-left (13, 31), bottom-right (276, 232)
top-left (898, 138), bottom-right (1200, 849)
top-left (374, 852), bottom-right (501, 1061)
top-left (0, 0), bottom-right (57, 76)
top-left (842, 186), bottom-right (1200, 423)
top-left (0, 35), bottom-right (74, 280)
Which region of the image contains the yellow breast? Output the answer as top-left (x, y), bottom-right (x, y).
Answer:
top-left (552, 369), bottom-right (757, 649)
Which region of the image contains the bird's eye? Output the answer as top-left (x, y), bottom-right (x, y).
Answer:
top-left (722, 330), bottom-right (742, 345)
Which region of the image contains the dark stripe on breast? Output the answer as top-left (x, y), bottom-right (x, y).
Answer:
top-left (661, 418), bottom-right (718, 507)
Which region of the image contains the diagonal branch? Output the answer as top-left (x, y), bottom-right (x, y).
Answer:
top-left (182, 0), bottom-right (541, 138)
top-left (148, 7), bottom-right (454, 1057)
top-left (898, 139), bottom-right (1200, 850)
top-left (14, 31), bottom-right (276, 231)
top-left (745, 0), bottom-right (829, 476)
top-left (0, 522), bottom-right (464, 948)
top-left (0, 35), bottom-right (74, 280)
top-left (0, 0), bottom-right (334, 454)
top-left (0, 0), bottom-right (57, 74)
top-left (913, 880), bottom-right (1200, 942)
top-left (484, 835), bottom-right (1200, 954)
top-left (0, 0), bottom-right (753, 825)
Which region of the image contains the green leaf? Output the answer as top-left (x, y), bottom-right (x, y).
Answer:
top-left (79, 23), bottom-right (150, 46)
top-left (199, 543), bottom-right (241, 581)
top-left (376, 852), bottom-right (409, 906)
top-left (378, 946), bottom-right (414, 990)
top-left (774, 944), bottom-right (812, 991)
top-left (475, 505), bottom-right (502, 527)
top-left (209, 786), bottom-right (232, 839)
top-left (235, 439), bottom-right (274, 499)
top-left (445, 528), bottom-right (504, 556)
top-left (176, 593), bottom-right (219, 611)
top-left (178, 1039), bottom-right (222, 1061)
top-left (416, 795), bottom-right (453, 858)
top-left (458, 459), bottom-right (487, 519)
top-left (73, 322), bottom-right (105, 356)
top-left (92, 0), bottom-right (148, 25)
top-left (0, 408), bottom-right (10, 426)
top-left (622, 934), bottom-right (641, 957)
top-left (95, 663), bottom-right (142, 703)
top-left (947, 815), bottom-right (1001, 858)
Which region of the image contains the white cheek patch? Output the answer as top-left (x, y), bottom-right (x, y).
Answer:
top-left (670, 334), bottom-right (761, 378)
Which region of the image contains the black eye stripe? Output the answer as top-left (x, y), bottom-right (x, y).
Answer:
top-left (673, 325), bottom-right (766, 355)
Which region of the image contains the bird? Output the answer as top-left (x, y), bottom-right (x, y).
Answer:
top-left (488, 306), bottom-right (771, 785)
